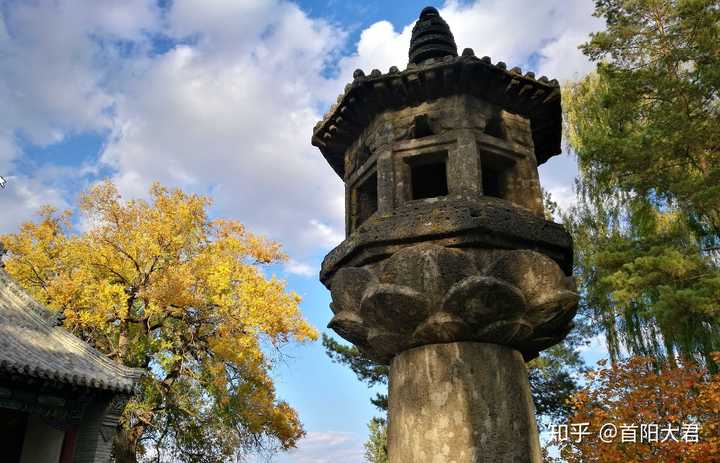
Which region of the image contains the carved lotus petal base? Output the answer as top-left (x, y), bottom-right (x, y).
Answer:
top-left (413, 312), bottom-right (469, 343)
top-left (330, 267), bottom-right (377, 314)
top-left (327, 243), bottom-right (579, 364)
top-left (361, 284), bottom-right (429, 334)
top-left (477, 319), bottom-right (533, 344)
top-left (328, 311), bottom-right (367, 342)
top-left (443, 275), bottom-right (527, 325)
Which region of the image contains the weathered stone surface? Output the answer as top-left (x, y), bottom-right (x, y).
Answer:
top-left (442, 275), bottom-right (527, 325)
top-left (320, 197), bottom-right (573, 284)
top-left (326, 243), bottom-right (578, 364)
top-left (312, 57), bottom-right (561, 179)
top-left (329, 267), bottom-right (377, 314)
top-left (367, 328), bottom-right (410, 360)
top-left (336, 93), bottom-right (549, 235)
top-left (360, 284), bottom-right (429, 333)
top-left (487, 250), bottom-right (574, 307)
top-left (379, 243), bottom-right (475, 308)
top-left (413, 311), bottom-right (469, 343)
top-left (388, 342), bottom-right (542, 463)
top-left (327, 310), bottom-right (367, 342)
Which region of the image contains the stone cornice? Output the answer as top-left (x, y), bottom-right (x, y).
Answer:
top-left (320, 197), bottom-right (573, 285)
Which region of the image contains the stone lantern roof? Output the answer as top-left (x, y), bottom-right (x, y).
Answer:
top-left (0, 269), bottom-right (142, 393)
top-left (311, 17), bottom-right (562, 179)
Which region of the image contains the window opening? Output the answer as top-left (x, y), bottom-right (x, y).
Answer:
top-left (484, 116), bottom-right (506, 139)
top-left (354, 172), bottom-right (378, 227)
top-left (410, 157), bottom-right (448, 200)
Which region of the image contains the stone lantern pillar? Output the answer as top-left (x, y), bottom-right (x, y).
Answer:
top-left (312, 7), bottom-right (578, 463)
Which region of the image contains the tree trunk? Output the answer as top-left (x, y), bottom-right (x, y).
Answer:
top-left (113, 425), bottom-right (143, 463)
top-left (118, 319), bottom-right (129, 361)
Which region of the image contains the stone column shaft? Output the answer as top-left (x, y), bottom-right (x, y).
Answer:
top-left (388, 342), bottom-right (542, 463)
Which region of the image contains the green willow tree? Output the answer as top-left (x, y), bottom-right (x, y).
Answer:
top-left (364, 418), bottom-right (389, 463)
top-left (564, 0), bottom-right (720, 366)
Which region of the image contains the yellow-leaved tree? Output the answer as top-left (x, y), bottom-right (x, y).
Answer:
top-left (1, 181), bottom-right (318, 462)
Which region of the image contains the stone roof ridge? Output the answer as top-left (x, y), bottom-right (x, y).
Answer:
top-left (0, 268), bottom-right (144, 393)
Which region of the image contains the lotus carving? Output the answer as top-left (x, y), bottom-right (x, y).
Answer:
top-left (328, 243), bottom-right (577, 364)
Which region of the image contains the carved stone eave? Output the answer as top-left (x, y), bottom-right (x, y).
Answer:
top-left (312, 53), bottom-right (561, 178)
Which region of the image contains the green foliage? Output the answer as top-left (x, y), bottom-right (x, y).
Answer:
top-left (322, 334), bottom-right (389, 410)
top-left (528, 343), bottom-right (587, 425)
top-left (564, 0), bottom-right (720, 367)
top-left (364, 417), bottom-right (388, 463)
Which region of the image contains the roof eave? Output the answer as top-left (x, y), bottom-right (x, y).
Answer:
top-left (312, 53), bottom-right (563, 179)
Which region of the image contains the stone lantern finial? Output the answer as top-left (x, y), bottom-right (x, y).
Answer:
top-left (409, 6), bottom-right (458, 65)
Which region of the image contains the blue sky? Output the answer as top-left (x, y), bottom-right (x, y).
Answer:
top-left (0, 0), bottom-right (606, 461)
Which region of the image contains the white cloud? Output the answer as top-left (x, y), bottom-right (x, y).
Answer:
top-left (444, 0), bottom-right (601, 73)
top-left (538, 152), bottom-right (580, 213)
top-left (99, 1), bottom-right (346, 260)
top-left (333, 0), bottom-right (601, 83)
top-left (284, 259), bottom-right (317, 278)
top-left (306, 219), bottom-right (345, 249)
top-left (0, 159), bottom-right (102, 234)
top-left (333, 20), bottom-right (411, 87)
top-left (537, 31), bottom-right (598, 84)
top-left (270, 431), bottom-right (364, 463)
top-left (2, 0), bottom-right (603, 264)
top-left (0, 174), bottom-right (70, 234)
top-left (0, 0), bottom-right (158, 229)
top-left (0, 0), bottom-right (157, 146)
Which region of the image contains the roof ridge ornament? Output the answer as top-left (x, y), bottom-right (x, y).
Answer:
top-left (409, 6), bottom-right (458, 65)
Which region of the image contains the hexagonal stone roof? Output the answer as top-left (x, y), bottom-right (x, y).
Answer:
top-left (312, 8), bottom-right (562, 179)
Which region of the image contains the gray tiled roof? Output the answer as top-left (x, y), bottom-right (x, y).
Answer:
top-left (0, 269), bottom-right (143, 393)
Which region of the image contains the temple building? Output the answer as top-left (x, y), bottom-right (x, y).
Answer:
top-left (0, 262), bottom-right (142, 462)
